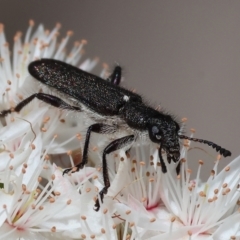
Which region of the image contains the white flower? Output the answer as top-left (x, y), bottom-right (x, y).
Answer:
top-left (0, 144), bottom-right (106, 239)
top-left (104, 140), bottom-right (240, 239)
top-left (0, 21), bottom-right (114, 239)
top-left (0, 20), bottom-right (107, 169)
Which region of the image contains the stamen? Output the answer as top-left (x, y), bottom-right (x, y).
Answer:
top-left (3, 158), bottom-right (14, 193)
top-left (79, 57), bottom-right (99, 72)
top-left (188, 230), bottom-right (192, 240)
top-left (67, 39), bottom-right (87, 65)
top-left (40, 135), bottom-right (57, 161)
top-left (122, 219), bottom-right (129, 240)
top-left (67, 150), bottom-right (74, 167)
top-left (190, 160), bottom-right (203, 224)
top-left (148, 178), bottom-right (154, 206)
top-left (24, 20), bottom-right (34, 44)
top-left (3, 204), bottom-right (12, 225)
top-left (100, 63), bottom-right (109, 78)
top-left (52, 134), bottom-right (76, 149)
top-left (80, 215), bottom-right (92, 237)
top-left (54, 30), bottom-right (73, 59)
top-left (169, 216), bottom-right (176, 234)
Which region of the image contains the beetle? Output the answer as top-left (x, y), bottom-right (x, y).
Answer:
top-left (0, 59), bottom-right (231, 211)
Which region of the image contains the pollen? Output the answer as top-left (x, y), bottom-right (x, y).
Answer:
top-left (222, 183), bottom-right (228, 188)
top-left (43, 116), bottom-right (50, 123)
top-left (125, 210), bottom-right (131, 215)
top-left (199, 191), bottom-right (206, 197)
top-left (76, 133), bottom-right (82, 140)
top-left (22, 184), bottom-right (27, 191)
top-left (30, 143), bottom-right (36, 150)
top-left (190, 128), bottom-right (196, 133)
top-left (225, 166), bottom-right (230, 171)
top-left (198, 159), bottom-right (204, 165)
top-left (92, 146), bottom-right (98, 151)
top-left (149, 218), bottom-right (156, 222)
top-left (29, 19), bottom-right (35, 26)
top-left (0, 23), bottom-right (4, 33)
top-left (210, 170), bottom-right (215, 176)
top-left (103, 208), bottom-right (108, 214)
top-left (49, 198), bottom-right (55, 203)
top-left (129, 222), bottom-right (135, 227)
top-left (181, 117), bottom-right (188, 122)
top-left (213, 189), bottom-right (219, 196)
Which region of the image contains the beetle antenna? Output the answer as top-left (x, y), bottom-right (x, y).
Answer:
top-left (178, 135), bottom-right (231, 157)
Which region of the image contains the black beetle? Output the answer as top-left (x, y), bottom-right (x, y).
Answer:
top-left (0, 59), bottom-right (231, 210)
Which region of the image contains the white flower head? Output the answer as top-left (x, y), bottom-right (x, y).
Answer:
top-left (0, 21), bottom-right (115, 239)
top-left (107, 139), bottom-right (240, 239)
top-left (0, 20), bottom-right (102, 168)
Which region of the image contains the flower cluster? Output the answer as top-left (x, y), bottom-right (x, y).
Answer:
top-left (0, 21), bottom-right (239, 240)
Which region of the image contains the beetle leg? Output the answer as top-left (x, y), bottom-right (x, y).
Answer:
top-left (159, 147), bottom-right (167, 173)
top-left (63, 123), bottom-right (118, 175)
top-left (0, 93), bottom-right (81, 117)
top-left (176, 161), bottom-right (181, 175)
top-left (94, 134), bottom-right (135, 211)
top-left (107, 66), bottom-right (122, 85)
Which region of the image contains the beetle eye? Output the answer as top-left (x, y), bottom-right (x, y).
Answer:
top-left (152, 126), bottom-right (159, 134)
top-left (148, 125), bottom-right (162, 143)
top-left (156, 135), bottom-right (161, 140)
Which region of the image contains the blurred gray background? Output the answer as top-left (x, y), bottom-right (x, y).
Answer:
top-left (1, 0), bottom-right (240, 180)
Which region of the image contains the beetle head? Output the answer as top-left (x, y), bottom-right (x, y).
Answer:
top-left (148, 116), bottom-right (180, 164)
top-left (148, 114), bottom-right (231, 174)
